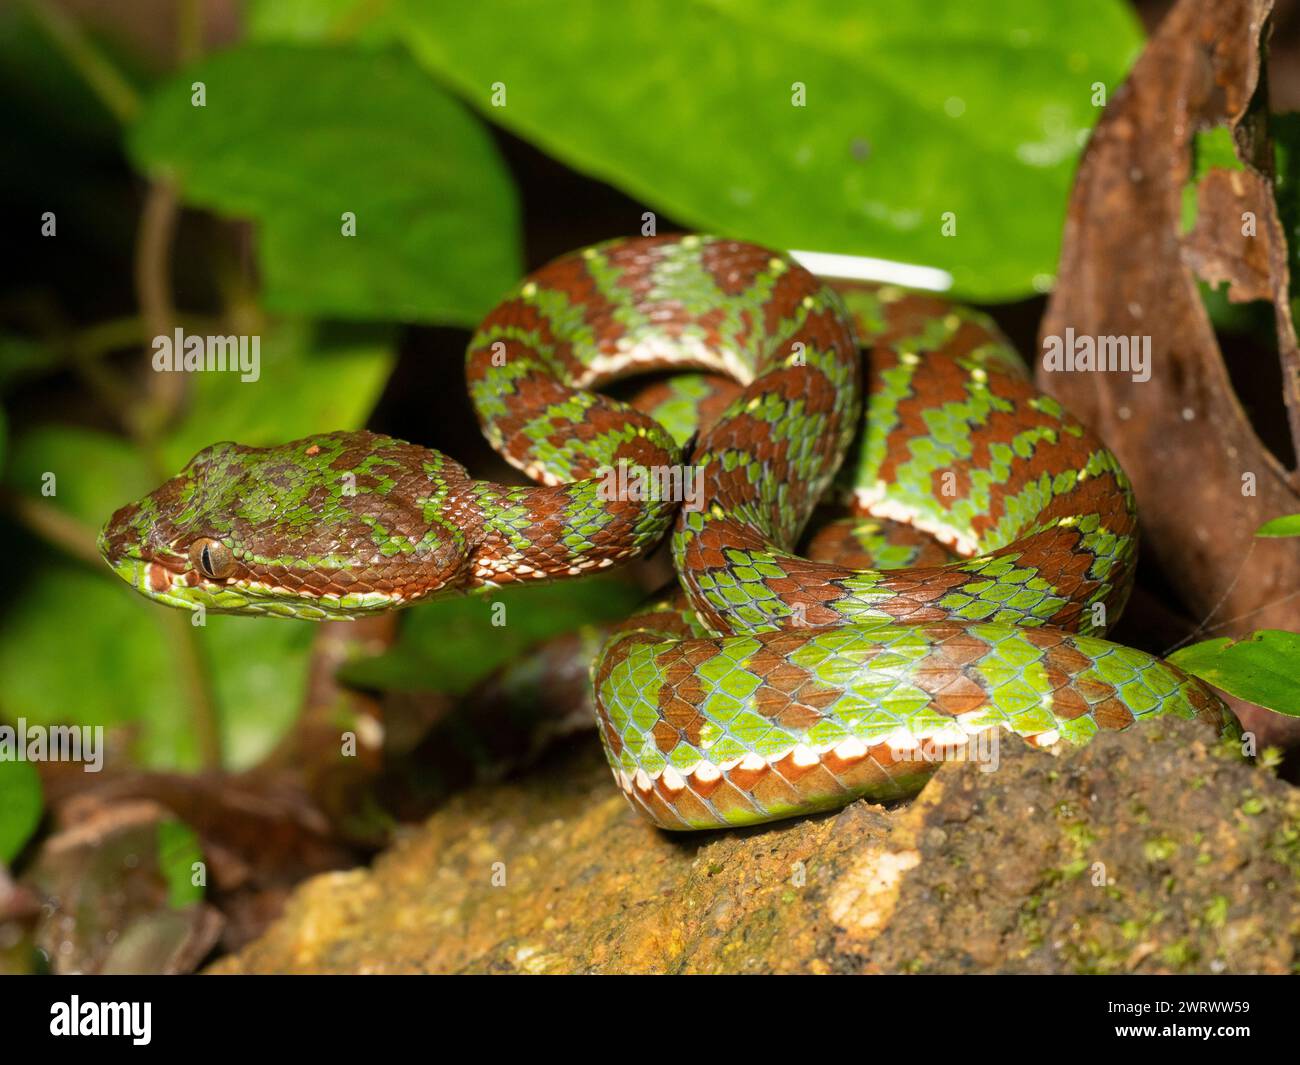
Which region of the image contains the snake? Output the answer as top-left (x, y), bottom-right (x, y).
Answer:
top-left (100, 234), bottom-right (1239, 830)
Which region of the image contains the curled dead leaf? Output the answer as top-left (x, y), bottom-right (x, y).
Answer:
top-left (1039, 0), bottom-right (1300, 744)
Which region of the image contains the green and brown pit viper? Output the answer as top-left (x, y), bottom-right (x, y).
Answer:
top-left (101, 235), bottom-right (1238, 830)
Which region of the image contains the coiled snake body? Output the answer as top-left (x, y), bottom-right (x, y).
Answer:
top-left (101, 235), bottom-right (1237, 830)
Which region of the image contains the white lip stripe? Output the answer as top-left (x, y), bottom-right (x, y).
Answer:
top-left (791, 250), bottom-right (954, 292)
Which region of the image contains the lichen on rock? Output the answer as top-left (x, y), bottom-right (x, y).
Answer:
top-left (212, 719), bottom-right (1298, 975)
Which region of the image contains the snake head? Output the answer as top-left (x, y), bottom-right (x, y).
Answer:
top-left (99, 430), bottom-right (478, 620)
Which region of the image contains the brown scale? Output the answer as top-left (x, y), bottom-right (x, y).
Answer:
top-left (699, 238), bottom-right (783, 299)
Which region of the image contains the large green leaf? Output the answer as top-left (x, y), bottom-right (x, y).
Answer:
top-left (0, 556), bottom-right (312, 772)
top-left (5, 424), bottom-right (155, 529)
top-left (2, 427), bottom-right (195, 768)
top-left (1169, 630), bottom-right (1300, 717)
top-left (203, 613), bottom-right (314, 769)
top-left (128, 44), bottom-right (520, 324)
top-left (397, 0), bottom-right (1141, 300)
top-left (0, 560), bottom-right (205, 769)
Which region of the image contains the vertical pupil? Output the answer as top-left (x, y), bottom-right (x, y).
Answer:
top-left (201, 545), bottom-right (213, 575)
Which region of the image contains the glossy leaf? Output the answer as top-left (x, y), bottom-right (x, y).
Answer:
top-left (1169, 630), bottom-right (1300, 717)
top-left (397, 0), bottom-right (1142, 300)
top-left (1255, 514), bottom-right (1300, 538)
top-left (129, 44), bottom-right (520, 323)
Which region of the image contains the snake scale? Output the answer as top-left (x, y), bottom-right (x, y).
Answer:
top-left (101, 235), bottom-right (1238, 830)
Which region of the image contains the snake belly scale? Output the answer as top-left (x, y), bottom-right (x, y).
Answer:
top-left (100, 235), bottom-right (1238, 830)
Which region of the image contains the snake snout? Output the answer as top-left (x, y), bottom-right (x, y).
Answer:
top-left (99, 502), bottom-right (144, 566)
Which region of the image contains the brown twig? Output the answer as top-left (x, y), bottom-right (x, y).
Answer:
top-left (177, 0), bottom-right (204, 65)
top-left (18, 0), bottom-right (139, 124)
top-left (17, 0), bottom-right (226, 772)
top-left (160, 611), bottom-right (224, 770)
top-left (134, 180), bottom-right (184, 436)
top-left (3, 491), bottom-right (102, 568)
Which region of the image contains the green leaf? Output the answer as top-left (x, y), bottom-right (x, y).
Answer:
top-left (0, 758), bottom-right (42, 864)
top-left (156, 819), bottom-right (205, 908)
top-left (0, 558), bottom-right (312, 771)
top-left (1169, 630), bottom-right (1300, 716)
top-left (7, 424), bottom-right (156, 530)
top-left (1256, 514), bottom-right (1300, 538)
top-left (341, 575), bottom-right (644, 694)
top-left (129, 44), bottom-right (520, 324)
top-left (0, 560), bottom-right (199, 768)
top-left (204, 614), bottom-right (314, 769)
top-left (159, 320), bottom-right (396, 470)
top-left (1182, 125), bottom-right (1246, 234)
top-left (246, 0), bottom-right (399, 47)
top-left (0, 333), bottom-right (60, 393)
top-left (397, 0), bottom-right (1142, 301)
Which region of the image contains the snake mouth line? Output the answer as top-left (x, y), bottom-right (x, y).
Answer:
top-left (107, 556), bottom-right (405, 618)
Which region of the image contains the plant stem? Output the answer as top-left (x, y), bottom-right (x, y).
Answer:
top-left (18, 1), bottom-right (225, 774)
top-left (161, 610), bottom-right (224, 770)
top-left (177, 0), bottom-right (204, 65)
top-left (134, 180), bottom-right (183, 438)
top-left (18, 0), bottom-right (140, 124)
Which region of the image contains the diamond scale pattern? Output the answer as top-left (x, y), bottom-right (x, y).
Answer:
top-left (101, 235), bottom-right (1242, 834)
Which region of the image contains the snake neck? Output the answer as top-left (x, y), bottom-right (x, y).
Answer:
top-left (463, 480), bottom-right (678, 590)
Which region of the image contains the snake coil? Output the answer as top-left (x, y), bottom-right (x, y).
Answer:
top-left (101, 235), bottom-right (1238, 830)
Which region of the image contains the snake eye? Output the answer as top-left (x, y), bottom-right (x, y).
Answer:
top-left (190, 538), bottom-right (234, 580)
